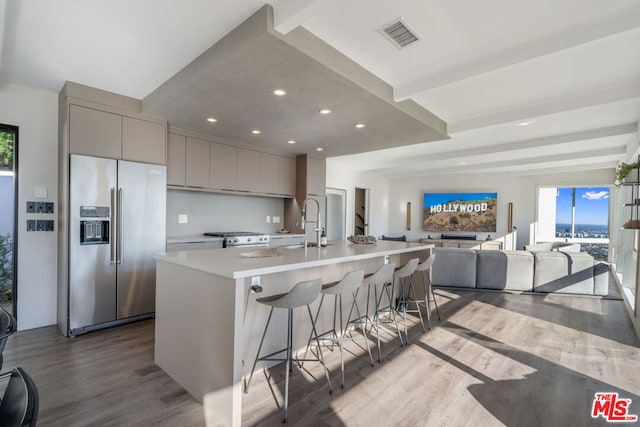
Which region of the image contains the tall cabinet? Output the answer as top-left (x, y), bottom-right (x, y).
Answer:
top-left (57, 81), bottom-right (167, 336)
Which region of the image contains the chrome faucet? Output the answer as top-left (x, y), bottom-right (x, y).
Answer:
top-left (301, 197), bottom-right (322, 248)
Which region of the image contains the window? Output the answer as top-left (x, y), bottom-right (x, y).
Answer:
top-left (536, 186), bottom-right (610, 260)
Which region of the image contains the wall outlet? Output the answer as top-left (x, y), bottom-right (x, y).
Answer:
top-left (26, 201), bottom-right (36, 213)
top-left (251, 276), bottom-right (261, 287)
top-left (272, 216), bottom-right (281, 224)
top-left (178, 214), bottom-right (188, 224)
top-left (36, 202), bottom-right (46, 213)
top-left (43, 220), bottom-right (54, 231)
top-left (266, 216), bottom-right (271, 223)
top-left (27, 220), bottom-right (36, 231)
top-left (45, 202), bottom-right (54, 214)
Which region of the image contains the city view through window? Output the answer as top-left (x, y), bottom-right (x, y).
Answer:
top-left (554, 187), bottom-right (609, 260)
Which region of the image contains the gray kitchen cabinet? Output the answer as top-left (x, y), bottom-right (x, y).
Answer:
top-left (236, 148), bottom-right (260, 192)
top-left (185, 137), bottom-right (210, 188)
top-left (69, 104), bottom-right (166, 165)
top-left (279, 156), bottom-right (296, 197)
top-left (122, 116), bottom-right (166, 165)
top-left (167, 133), bottom-right (186, 186)
top-left (69, 104), bottom-right (122, 159)
top-left (259, 152), bottom-right (280, 194)
top-left (210, 142), bottom-right (237, 190)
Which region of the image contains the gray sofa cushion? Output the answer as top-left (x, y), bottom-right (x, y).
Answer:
top-left (524, 242), bottom-right (581, 252)
top-left (476, 250), bottom-right (534, 291)
top-left (524, 242), bottom-right (554, 252)
top-left (533, 251), bottom-right (595, 294)
top-left (432, 247), bottom-right (477, 288)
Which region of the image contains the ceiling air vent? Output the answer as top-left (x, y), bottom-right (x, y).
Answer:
top-left (379, 18), bottom-right (420, 49)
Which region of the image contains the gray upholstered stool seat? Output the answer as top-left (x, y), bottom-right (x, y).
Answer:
top-left (244, 279), bottom-right (333, 423)
top-left (394, 258), bottom-right (422, 343)
top-left (304, 269), bottom-right (374, 389)
top-left (415, 254), bottom-right (440, 325)
top-left (363, 262), bottom-right (401, 362)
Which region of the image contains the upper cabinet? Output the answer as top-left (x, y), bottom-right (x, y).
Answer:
top-left (167, 133), bottom-right (186, 186)
top-left (210, 143), bottom-right (237, 191)
top-left (166, 131), bottom-right (296, 198)
top-left (122, 117), bottom-right (166, 165)
top-left (236, 148), bottom-right (261, 193)
top-left (68, 104), bottom-right (166, 165)
top-left (185, 137), bottom-right (210, 188)
top-left (69, 105), bottom-right (122, 159)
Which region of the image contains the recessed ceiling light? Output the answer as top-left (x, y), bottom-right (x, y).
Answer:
top-left (206, 117), bottom-right (217, 123)
top-left (319, 109), bottom-right (332, 115)
top-left (458, 162), bottom-right (468, 166)
top-left (288, 140), bottom-right (296, 144)
top-left (316, 147), bottom-right (324, 152)
top-left (273, 89), bottom-right (287, 96)
top-left (355, 123), bottom-right (365, 128)
top-left (516, 121), bottom-right (532, 126)
top-left (252, 129), bottom-right (261, 134)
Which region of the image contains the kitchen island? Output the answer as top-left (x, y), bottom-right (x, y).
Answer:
top-left (154, 240), bottom-right (433, 426)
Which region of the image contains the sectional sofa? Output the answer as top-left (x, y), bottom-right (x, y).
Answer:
top-left (430, 246), bottom-right (609, 296)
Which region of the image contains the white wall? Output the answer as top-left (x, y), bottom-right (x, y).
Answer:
top-left (387, 169), bottom-right (614, 250)
top-left (0, 84), bottom-right (58, 330)
top-left (326, 160), bottom-right (390, 238)
top-left (166, 190), bottom-right (285, 237)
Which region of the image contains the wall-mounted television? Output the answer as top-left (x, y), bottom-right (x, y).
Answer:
top-left (423, 192), bottom-right (497, 232)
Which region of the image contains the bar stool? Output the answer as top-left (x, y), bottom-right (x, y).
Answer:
top-left (303, 269), bottom-right (374, 389)
top-left (394, 258), bottom-right (422, 343)
top-left (244, 279), bottom-right (333, 423)
top-left (363, 262), bottom-right (402, 362)
top-left (415, 254), bottom-right (440, 325)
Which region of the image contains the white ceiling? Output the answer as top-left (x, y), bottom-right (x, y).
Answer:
top-left (2, 0), bottom-right (639, 178)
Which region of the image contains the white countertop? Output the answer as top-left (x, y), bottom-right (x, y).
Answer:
top-left (155, 240), bottom-right (434, 279)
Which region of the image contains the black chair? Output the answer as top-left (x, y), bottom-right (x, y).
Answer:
top-left (0, 308), bottom-right (17, 371)
top-left (381, 235), bottom-right (407, 242)
top-left (0, 367), bottom-right (39, 426)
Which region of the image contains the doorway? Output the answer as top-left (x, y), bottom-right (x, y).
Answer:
top-left (326, 188), bottom-right (346, 240)
top-left (0, 124), bottom-right (17, 317)
top-left (354, 187), bottom-right (368, 236)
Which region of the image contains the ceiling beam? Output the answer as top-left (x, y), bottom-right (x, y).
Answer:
top-left (382, 146), bottom-right (625, 177)
top-left (419, 123), bottom-right (635, 162)
top-left (273, 0), bottom-right (324, 34)
top-left (394, 7), bottom-right (640, 100)
top-left (448, 80), bottom-right (640, 133)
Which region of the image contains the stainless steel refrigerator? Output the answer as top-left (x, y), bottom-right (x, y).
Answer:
top-left (62, 154), bottom-right (166, 336)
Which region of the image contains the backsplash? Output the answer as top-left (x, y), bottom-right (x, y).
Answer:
top-left (166, 190), bottom-right (285, 237)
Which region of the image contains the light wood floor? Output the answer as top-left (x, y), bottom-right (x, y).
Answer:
top-left (4, 288), bottom-right (640, 426)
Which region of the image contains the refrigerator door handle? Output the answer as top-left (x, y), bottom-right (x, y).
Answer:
top-left (110, 187), bottom-right (117, 265)
top-left (117, 188), bottom-right (124, 264)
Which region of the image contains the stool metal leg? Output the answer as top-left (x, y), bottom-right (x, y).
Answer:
top-left (421, 270), bottom-right (441, 321)
top-left (345, 288), bottom-right (375, 367)
top-left (244, 306), bottom-right (275, 394)
top-left (307, 305), bottom-right (334, 395)
top-left (283, 309), bottom-right (292, 423)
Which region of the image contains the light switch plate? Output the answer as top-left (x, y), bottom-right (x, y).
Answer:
top-left (266, 216), bottom-right (271, 223)
top-left (178, 214), bottom-right (188, 224)
top-left (34, 186), bottom-right (48, 199)
top-left (272, 216), bottom-right (281, 224)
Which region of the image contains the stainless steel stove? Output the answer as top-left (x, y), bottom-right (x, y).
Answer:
top-left (203, 231), bottom-right (270, 248)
